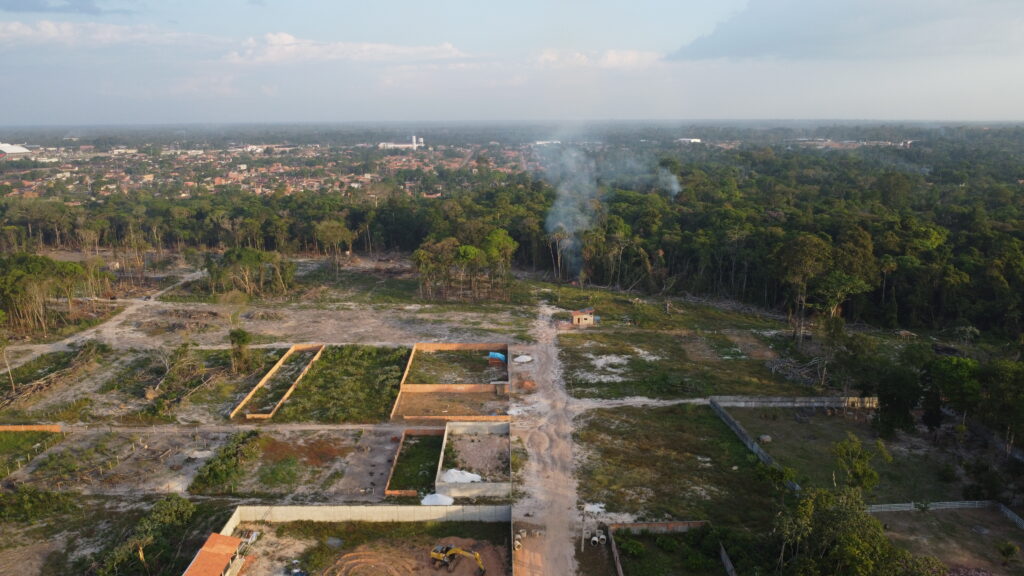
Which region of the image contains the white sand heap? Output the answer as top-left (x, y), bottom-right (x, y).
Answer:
top-left (421, 493), bottom-right (455, 506)
top-left (441, 469), bottom-right (482, 483)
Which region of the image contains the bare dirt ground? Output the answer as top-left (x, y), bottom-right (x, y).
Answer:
top-left (722, 329), bottom-right (778, 360)
top-left (0, 540), bottom-right (62, 576)
top-left (512, 305), bottom-right (578, 576)
top-left (392, 391), bottom-right (508, 420)
top-left (324, 537), bottom-right (508, 576)
top-left (235, 430), bottom-right (359, 500)
top-left (676, 329), bottom-right (720, 363)
top-left (12, 427), bottom-right (229, 494)
top-left (233, 524), bottom-right (311, 576)
top-left (333, 429), bottom-right (403, 502)
top-left (449, 432), bottom-right (509, 481)
top-left (876, 508), bottom-right (1024, 576)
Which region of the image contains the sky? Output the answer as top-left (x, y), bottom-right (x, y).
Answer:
top-left (0, 0), bottom-right (1022, 125)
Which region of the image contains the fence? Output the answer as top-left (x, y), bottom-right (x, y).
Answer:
top-left (710, 396), bottom-right (879, 409)
top-left (228, 343), bottom-right (324, 420)
top-left (866, 500), bottom-right (1024, 531)
top-left (218, 504), bottom-right (512, 536)
top-left (606, 521), bottom-right (738, 576)
top-left (435, 421), bottom-right (512, 499)
top-left (0, 428), bottom-right (66, 479)
top-left (708, 398), bottom-right (801, 491)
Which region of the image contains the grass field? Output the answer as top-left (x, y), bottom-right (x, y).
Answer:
top-left (275, 345), bottom-right (409, 423)
top-left (0, 431), bottom-right (61, 477)
top-left (615, 527), bottom-right (725, 576)
top-left (559, 330), bottom-right (807, 399)
top-left (245, 348), bottom-right (319, 414)
top-left (731, 407), bottom-right (967, 503)
top-left (875, 507), bottom-right (1024, 575)
top-left (575, 404), bottom-right (780, 530)
top-left (388, 435), bottom-right (443, 494)
top-left (406, 349), bottom-right (508, 384)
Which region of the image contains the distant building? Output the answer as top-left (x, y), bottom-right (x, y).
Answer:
top-left (571, 308), bottom-right (598, 327)
top-left (675, 138), bottom-right (702, 144)
top-left (0, 143), bottom-right (31, 160)
top-left (378, 135), bottom-right (423, 150)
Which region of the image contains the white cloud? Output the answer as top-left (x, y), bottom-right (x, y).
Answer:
top-left (672, 0), bottom-right (1024, 60)
top-left (225, 32), bottom-right (467, 64)
top-left (536, 48), bottom-right (663, 69)
top-left (0, 19), bottom-right (205, 45)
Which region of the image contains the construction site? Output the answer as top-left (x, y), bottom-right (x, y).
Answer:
top-left (1, 257), bottom-right (1022, 576)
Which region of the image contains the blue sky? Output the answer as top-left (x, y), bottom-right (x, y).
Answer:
top-left (0, 0), bottom-right (1022, 125)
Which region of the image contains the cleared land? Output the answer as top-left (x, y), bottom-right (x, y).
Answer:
top-left (575, 404), bottom-right (779, 529)
top-left (0, 431), bottom-right (61, 477)
top-left (875, 508), bottom-right (1024, 576)
top-left (560, 329), bottom-right (806, 399)
top-left (445, 431), bottom-right (510, 482)
top-left (233, 430), bottom-right (358, 499)
top-left (238, 520), bottom-right (510, 576)
top-left (407, 349), bottom-right (509, 384)
top-left (244, 347), bottom-right (320, 414)
top-left (392, 391), bottom-right (509, 420)
top-left (731, 407), bottom-right (967, 503)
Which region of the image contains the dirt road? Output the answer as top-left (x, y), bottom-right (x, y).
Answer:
top-left (514, 305), bottom-right (578, 575)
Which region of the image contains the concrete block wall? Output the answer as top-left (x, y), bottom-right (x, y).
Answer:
top-left (711, 395), bottom-right (879, 409)
top-left (436, 421), bottom-right (512, 499)
top-left (709, 399), bottom-right (801, 491)
top-left (223, 504), bottom-right (512, 526)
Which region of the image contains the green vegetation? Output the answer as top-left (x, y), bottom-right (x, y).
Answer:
top-left (575, 404), bottom-right (779, 528)
top-left (0, 431), bottom-right (61, 476)
top-left (732, 408), bottom-right (967, 503)
top-left (406, 349), bottom-right (507, 384)
top-left (0, 253), bottom-right (113, 338)
top-left (0, 485), bottom-right (77, 522)
top-left (387, 435), bottom-right (443, 494)
top-left (188, 431), bottom-right (261, 494)
top-left (276, 345), bottom-right (408, 422)
top-left (258, 455), bottom-right (302, 488)
top-left (275, 520), bottom-right (510, 573)
top-left (616, 527), bottom-right (725, 576)
top-left (32, 431), bottom-right (124, 482)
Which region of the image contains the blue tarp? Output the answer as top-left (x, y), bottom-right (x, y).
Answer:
top-left (488, 352), bottom-right (507, 363)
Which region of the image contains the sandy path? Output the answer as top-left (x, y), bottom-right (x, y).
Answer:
top-left (514, 304), bottom-right (578, 576)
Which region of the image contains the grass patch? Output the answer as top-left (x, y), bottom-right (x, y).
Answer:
top-left (575, 404), bottom-right (779, 530)
top-left (388, 435), bottom-right (443, 494)
top-left (188, 431), bottom-right (261, 494)
top-left (731, 407), bottom-right (967, 503)
top-left (0, 431), bottom-right (62, 477)
top-left (0, 397), bottom-right (94, 424)
top-left (258, 455), bottom-right (301, 488)
top-left (275, 345), bottom-right (409, 423)
top-left (275, 520), bottom-right (510, 574)
top-left (616, 526), bottom-right (725, 576)
top-left (406, 349), bottom-right (508, 384)
top-left (559, 330), bottom-right (805, 399)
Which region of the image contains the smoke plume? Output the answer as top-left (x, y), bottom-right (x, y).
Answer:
top-left (657, 167), bottom-right (681, 197)
top-left (541, 146), bottom-right (598, 279)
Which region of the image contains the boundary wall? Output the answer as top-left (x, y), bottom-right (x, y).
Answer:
top-left (229, 343), bottom-right (324, 420)
top-left (384, 428), bottom-right (446, 497)
top-left (867, 500), bottom-right (1024, 530)
top-left (708, 398), bottom-right (801, 491)
top-left (219, 504), bottom-right (512, 536)
top-left (0, 424), bottom-right (62, 432)
top-left (606, 521), bottom-right (737, 576)
top-left (436, 421), bottom-right (512, 499)
top-left (711, 395), bottom-right (878, 409)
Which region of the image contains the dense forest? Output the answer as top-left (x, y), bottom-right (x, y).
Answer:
top-left (4, 126), bottom-right (1024, 336)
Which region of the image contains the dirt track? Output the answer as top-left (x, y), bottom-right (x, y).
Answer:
top-left (513, 305), bottom-right (578, 576)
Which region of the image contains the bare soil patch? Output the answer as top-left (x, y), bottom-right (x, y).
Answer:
top-left (448, 432), bottom-right (510, 481)
top-left (392, 392), bottom-right (508, 421)
top-left (722, 329), bottom-right (778, 360)
top-left (876, 508), bottom-right (1024, 575)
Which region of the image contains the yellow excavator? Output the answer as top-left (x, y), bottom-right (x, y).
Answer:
top-left (429, 544), bottom-right (486, 575)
